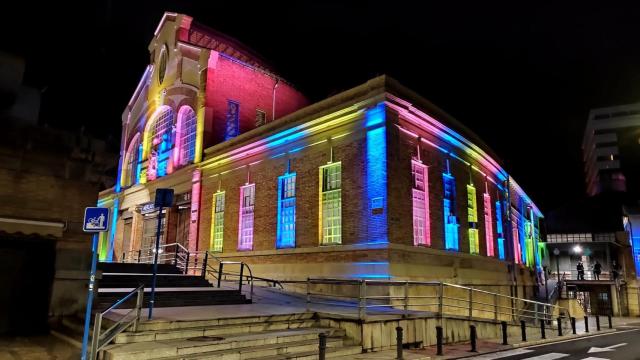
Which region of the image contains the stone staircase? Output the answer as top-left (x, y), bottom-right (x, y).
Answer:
top-left (96, 262), bottom-right (251, 311)
top-left (100, 312), bottom-right (361, 359)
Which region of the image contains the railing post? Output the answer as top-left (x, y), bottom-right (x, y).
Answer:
top-left (137, 249), bottom-right (141, 263)
top-left (358, 280), bottom-right (367, 321)
top-left (318, 333), bottom-right (327, 360)
top-left (217, 262), bottom-right (223, 288)
top-left (403, 281), bottom-right (409, 314)
top-left (121, 252), bottom-right (125, 263)
top-left (520, 320), bottom-right (527, 342)
top-left (501, 321), bottom-right (508, 345)
top-left (468, 287), bottom-right (473, 319)
top-left (494, 294), bottom-right (499, 321)
top-left (571, 317), bottom-right (576, 334)
top-left (540, 319), bottom-right (546, 339)
top-left (608, 314), bottom-right (613, 329)
top-left (306, 278), bottom-right (311, 312)
top-left (184, 251), bottom-right (190, 274)
top-left (584, 316), bottom-right (589, 333)
top-left (436, 326), bottom-right (443, 355)
top-left (133, 286), bottom-right (144, 332)
top-left (595, 315), bottom-right (600, 331)
top-left (173, 247), bottom-right (178, 266)
top-left (534, 303), bottom-right (538, 323)
top-left (238, 263), bottom-right (244, 292)
top-left (89, 312), bottom-right (102, 360)
top-left (469, 324), bottom-right (477, 352)
top-left (438, 282), bottom-right (444, 318)
top-left (396, 326), bottom-right (404, 359)
top-left (557, 317), bottom-right (563, 336)
top-left (201, 252), bottom-right (208, 279)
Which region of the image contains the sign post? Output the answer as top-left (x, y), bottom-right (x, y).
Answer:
top-left (80, 207), bottom-right (110, 360)
top-left (148, 188), bottom-right (174, 320)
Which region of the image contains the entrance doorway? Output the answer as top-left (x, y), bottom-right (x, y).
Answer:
top-left (176, 205), bottom-right (191, 248)
top-left (141, 210), bottom-right (167, 250)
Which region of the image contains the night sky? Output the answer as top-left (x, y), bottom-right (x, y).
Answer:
top-left (3, 1), bottom-right (640, 212)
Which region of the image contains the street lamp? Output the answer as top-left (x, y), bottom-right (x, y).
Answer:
top-left (572, 245), bottom-right (582, 254)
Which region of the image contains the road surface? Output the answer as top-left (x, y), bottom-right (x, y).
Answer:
top-left (465, 323), bottom-right (640, 360)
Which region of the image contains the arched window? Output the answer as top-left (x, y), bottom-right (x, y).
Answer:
top-left (175, 106), bottom-right (197, 167)
top-left (145, 106), bottom-right (174, 181)
top-left (122, 133), bottom-right (141, 187)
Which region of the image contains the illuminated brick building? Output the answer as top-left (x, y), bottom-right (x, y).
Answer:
top-left (98, 12), bottom-right (545, 294)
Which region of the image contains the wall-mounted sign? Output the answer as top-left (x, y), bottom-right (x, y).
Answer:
top-left (140, 202), bottom-right (156, 214)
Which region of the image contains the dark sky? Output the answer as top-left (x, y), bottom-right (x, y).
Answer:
top-left (3, 1), bottom-right (640, 212)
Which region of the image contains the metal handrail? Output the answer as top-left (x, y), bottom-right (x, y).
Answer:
top-left (88, 284), bottom-right (144, 360)
top-left (304, 278), bottom-right (569, 324)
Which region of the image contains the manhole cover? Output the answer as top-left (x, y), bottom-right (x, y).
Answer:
top-left (187, 336), bottom-right (224, 342)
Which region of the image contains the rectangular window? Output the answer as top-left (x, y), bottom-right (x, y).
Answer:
top-left (443, 173), bottom-right (459, 250)
top-left (511, 213), bottom-right (522, 264)
top-left (210, 191), bottom-right (225, 252)
top-left (412, 160), bottom-right (430, 246)
top-left (467, 184), bottom-right (479, 254)
top-left (320, 162), bottom-right (342, 245)
top-left (224, 100), bottom-right (240, 140)
top-left (483, 193), bottom-right (494, 257)
top-left (495, 200), bottom-right (505, 260)
top-left (277, 173), bottom-right (296, 248)
top-left (238, 184), bottom-right (255, 250)
top-left (255, 109), bottom-right (266, 128)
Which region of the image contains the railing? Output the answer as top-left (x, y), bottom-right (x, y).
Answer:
top-left (303, 278), bottom-right (569, 325)
top-left (551, 270), bottom-right (620, 281)
top-left (88, 284), bottom-right (144, 360)
top-left (120, 242), bottom-right (191, 271)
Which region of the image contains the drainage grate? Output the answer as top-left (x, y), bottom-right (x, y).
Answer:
top-left (186, 336), bottom-right (224, 342)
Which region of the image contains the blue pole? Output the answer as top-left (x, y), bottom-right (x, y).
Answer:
top-left (148, 206), bottom-right (163, 319)
top-left (81, 233), bottom-right (100, 360)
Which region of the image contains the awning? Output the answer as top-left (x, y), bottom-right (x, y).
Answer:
top-left (0, 217), bottom-right (65, 237)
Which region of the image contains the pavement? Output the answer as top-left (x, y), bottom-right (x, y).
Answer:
top-left (0, 334), bottom-right (80, 360)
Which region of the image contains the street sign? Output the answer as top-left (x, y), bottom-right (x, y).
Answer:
top-left (154, 188), bottom-right (174, 208)
top-left (83, 207), bottom-right (110, 232)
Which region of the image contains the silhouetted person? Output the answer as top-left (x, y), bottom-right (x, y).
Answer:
top-left (576, 262), bottom-right (585, 280)
top-left (593, 261), bottom-right (602, 280)
top-left (612, 261), bottom-right (621, 281)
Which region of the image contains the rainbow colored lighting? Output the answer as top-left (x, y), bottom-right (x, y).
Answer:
top-left (189, 170), bottom-right (201, 253)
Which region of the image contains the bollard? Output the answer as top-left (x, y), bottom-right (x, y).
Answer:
top-left (520, 320), bottom-right (527, 341)
top-left (396, 326), bottom-right (404, 360)
top-left (540, 319), bottom-right (546, 339)
top-left (501, 321), bottom-right (508, 345)
top-left (571, 317), bottom-right (576, 334)
top-left (608, 315), bottom-right (613, 329)
top-left (595, 315), bottom-right (601, 331)
top-left (557, 317), bottom-right (563, 336)
top-left (318, 333), bottom-right (327, 360)
top-left (584, 316), bottom-right (589, 333)
top-left (436, 326), bottom-right (444, 356)
top-left (469, 325), bottom-right (477, 352)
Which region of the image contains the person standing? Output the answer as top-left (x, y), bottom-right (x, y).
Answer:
top-left (612, 260), bottom-right (621, 282)
top-left (577, 261), bottom-right (585, 280)
top-left (593, 261), bottom-right (602, 280)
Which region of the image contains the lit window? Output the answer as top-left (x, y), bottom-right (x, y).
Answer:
top-left (495, 200), bottom-right (505, 260)
top-left (123, 134), bottom-right (141, 187)
top-left (320, 162), bottom-right (342, 245)
top-left (255, 109), bottom-right (266, 128)
top-left (158, 46), bottom-right (168, 85)
top-left (411, 160), bottom-right (430, 246)
top-left (483, 193), bottom-right (495, 257)
top-left (443, 172), bottom-right (459, 250)
top-left (178, 106), bottom-right (197, 166)
top-left (210, 191), bottom-right (225, 252)
top-left (277, 173), bottom-right (296, 248)
top-left (467, 184), bottom-right (479, 254)
top-left (148, 107), bottom-right (174, 181)
top-left (238, 184), bottom-right (255, 250)
top-left (225, 100), bottom-right (240, 140)
top-left (512, 214), bottom-right (522, 264)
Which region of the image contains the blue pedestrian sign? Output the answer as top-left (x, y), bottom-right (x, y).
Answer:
top-left (83, 207), bottom-right (110, 232)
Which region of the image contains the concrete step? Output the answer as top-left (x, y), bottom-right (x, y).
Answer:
top-left (253, 345), bottom-right (363, 360)
top-left (102, 328), bottom-right (344, 360)
top-left (113, 319), bottom-right (319, 344)
top-left (95, 288), bottom-right (250, 310)
top-left (99, 262), bottom-right (182, 274)
top-left (132, 313), bottom-right (314, 332)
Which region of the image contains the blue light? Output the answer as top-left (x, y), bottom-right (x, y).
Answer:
top-left (354, 261), bottom-right (389, 265)
top-left (352, 274), bottom-right (392, 279)
top-left (495, 200), bottom-right (505, 260)
top-left (364, 103), bottom-right (388, 244)
top-left (443, 172), bottom-right (459, 251)
top-left (276, 172), bottom-right (296, 249)
top-left (106, 198), bottom-right (119, 262)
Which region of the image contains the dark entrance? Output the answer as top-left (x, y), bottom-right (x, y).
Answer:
top-left (0, 233), bottom-right (56, 335)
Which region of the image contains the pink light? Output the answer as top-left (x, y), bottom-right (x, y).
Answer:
top-left (511, 215), bottom-right (521, 264)
top-left (411, 160), bottom-right (430, 246)
top-left (188, 169), bottom-right (201, 254)
top-left (483, 193), bottom-right (494, 257)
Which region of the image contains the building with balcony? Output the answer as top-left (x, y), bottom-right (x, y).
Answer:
top-left (98, 12), bottom-right (547, 302)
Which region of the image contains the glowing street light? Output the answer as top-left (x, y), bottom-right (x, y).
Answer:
top-left (572, 245), bottom-right (583, 254)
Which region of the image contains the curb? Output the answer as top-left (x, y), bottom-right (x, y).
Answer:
top-left (450, 329), bottom-right (616, 359)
